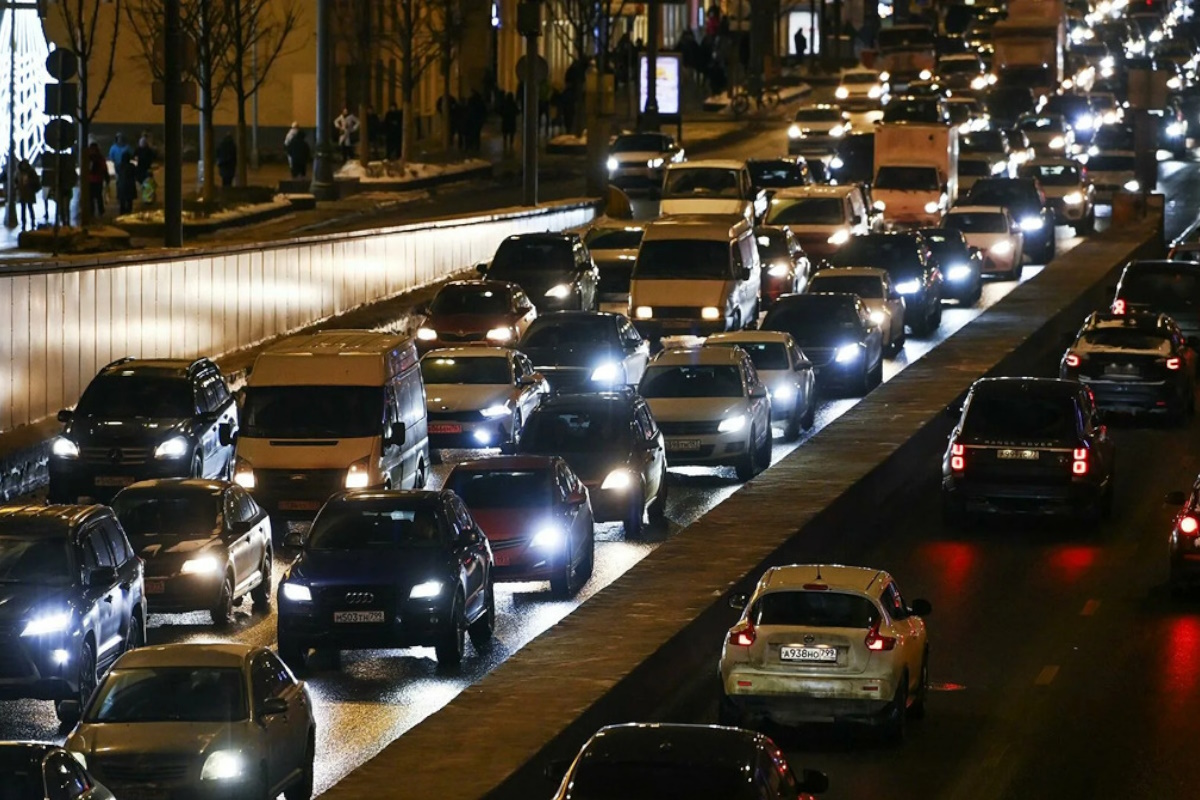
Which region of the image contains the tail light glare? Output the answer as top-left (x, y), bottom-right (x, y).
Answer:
top-left (729, 624), bottom-right (756, 647)
top-left (1180, 515), bottom-right (1200, 536)
top-left (1065, 352), bottom-right (1081, 368)
top-left (950, 442), bottom-right (965, 472)
top-left (1112, 298), bottom-right (1126, 315)
top-left (865, 624), bottom-right (897, 651)
top-left (1072, 447), bottom-right (1089, 475)
top-left (1167, 357), bottom-right (1182, 370)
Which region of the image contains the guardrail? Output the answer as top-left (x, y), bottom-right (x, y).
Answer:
top-left (0, 199), bottom-right (598, 434)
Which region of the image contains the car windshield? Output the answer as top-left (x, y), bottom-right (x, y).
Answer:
top-left (421, 356), bottom-right (511, 385)
top-left (961, 131), bottom-right (1005, 154)
top-left (939, 58), bottom-right (979, 73)
top-left (0, 751), bottom-right (40, 800)
top-left (945, 213), bottom-right (1010, 234)
top-left (635, 240), bottom-right (731, 280)
top-left (489, 238), bottom-right (573, 274)
top-left (585, 228), bottom-right (644, 250)
top-left (112, 492), bottom-right (222, 537)
top-left (429, 286), bottom-right (510, 315)
top-left (710, 342), bottom-right (790, 370)
top-left (569, 762), bottom-right (758, 800)
top-left (883, 101), bottom-right (942, 122)
top-left (922, 231), bottom-right (969, 260)
top-left (754, 590), bottom-right (880, 628)
top-left (878, 26), bottom-right (935, 49)
top-left (76, 375), bottom-right (194, 419)
top-left (87, 667), bottom-right (248, 723)
top-left (794, 108), bottom-right (841, 123)
top-left (241, 386), bottom-right (382, 439)
top-left (829, 236), bottom-right (922, 271)
top-left (1020, 164), bottom-right (1080, 185)
top-left (1081, 328), bottom-right (1171, 351)
top-left (874, 165), bottom-right (940, 191)
top-left (522, 318), bottom-right (613, 347)
top-left (967, 182), bottom-right (1032, 208)
top-left (662, 168), bottom-right (742, 198)
top-left (307, 503), bottom-right (443, 549)
top-left (522, 407), bottom-right (632, 452)
top-left (1087, 154), bottom-right (1135, 171)
top-left (640, 365), bottom-right (744, 398)
top-left (766, 197), bottom-right (844, 226)
top-left (748, 162), bottom-right (807, 187)
top-left (611, 134), bottom-right (670, 153)
top-left (1121, 268), bottom-right (1200, 310)
top-left (764, 299), bottom-right (862, 345)
top-left (958, 159), bottom-right (993, 176)
top-left (0, 537), bottom-right (71, 585)
top-left (449, 469), bottom-right (553, 507)
top-left (809, 274), bottom-right (884, 298)
top-left (842, 72), bottom-right (878, 84)
top-left (962, 388), bottom-right (1079, 440)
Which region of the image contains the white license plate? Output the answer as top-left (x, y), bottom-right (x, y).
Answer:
top-left (278, 500), bottom-right (320, 511)
top-left (666, 438), bottom-right (702, 452)
top-left (94, 476), bottom-right (134, 487)
top-left (333, 610), bottom-right (385, 624)
top-left (780, 646), bottom-right (838, 663)
top-left (997, 449), bottom-right (1039, 460)
top-left (145, 580), bottom-right (165, 595)
top-left (429, 423), bottom-right (463, 434)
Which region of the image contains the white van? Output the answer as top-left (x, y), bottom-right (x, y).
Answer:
top-left (232, 330), bottom-right (430, 535)
top-left (763, 184), bottom-right (870, 260)
top-left (660, 161), bottom-right (767, 223)
top-left (631, 215), bottom-right (762, 338)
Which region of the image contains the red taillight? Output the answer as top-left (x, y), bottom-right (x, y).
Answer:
top-left (729, 624), bottom-right (756, 647)
top-left (1113, 298), bottom-right (1127, 315)
top-left (1167, 357), bottom-right (1182, 370)
top-left (950, 442), bottom-right (965, 472)
top-left (1072, 447), bottom-right (1089, 475)
top-left (1065, 352), bottom-right (1081, 368)
top-left (865, 624), bottom-right (897, 652)
top-left (1180, 515), bottom-right (1200, 535)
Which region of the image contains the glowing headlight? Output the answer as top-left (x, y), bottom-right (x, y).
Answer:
top-left (590, 362), bottom-right (622, 383)
top-left (835, 86), bottom-right (849, 99)
top-left (767, 263), bottom-right (791, 277)
top-left (923, 201), bottom-right (941, 214)
top-left (787, 124), bottom-right (803, 139)
top-left (894, 279), bottom-right (921, 295)
top-left (1020, 217), bottom-right (1043, 232)
top-left (873, 200), bottom-right (886, 212)
top-left (1063, 191), bottom-right (1084, 205)
top-left (601, 469), bottom-right (633, 490)
top-left (990, 240), bottom-right (1013, 256)
top-left (282, 583), bottom-right (312, 602)
top-left (830, 125), bottom-right (846, 138)
top-left (409, 580), bottom-right (443, 599)
top-left (416, 327), bottom-right (438, 341)
top-left (1167, 121), bottom-right (1186, 137)
top-left (869, 310), bottom-right (886, 325)
top-left (971, 76), bottom-right (988, 90)
top-left (345, 458), bottom-right (371, 489)
top-left (545, 284), bottom-right (572, 299)
top-left (879, 71), bottom-right (890, 82)
top-left (21, 610), bottom-right (71, 637)
top-left (154, 435), bottom-right (190, 460)
top-left (201, 750), bottom-right (245, 781)
top-left (868, 85), bottom-right (882, 99)
top-left (827, 229), bottom-right (851, 246)
top-left (51, 437), bottom-right (79, 459)
top-left (480, 404), bottom-right (510, 419)
top-left (717, 414), bottom-right (746, 434)
top-left (1168, 76), bottom-right (1182, 90)
top-left (530, 526), bottom-right (563, 548)
top-left (485, 326), bottom-right (513, 343)
top-left (700, 306), bottom-right (722, 321)
top-left (1103, 111), bottom-right (1119, 125)
top-left (1048, 136), bottom-right (1066, 149)
top-left (180, 555), bottom-right (221, 576)
top-left (835, 344), bottom-right (861, 363)
top-left (1101, 56), bottom-right (1115, 70)
top-left (606, 157), bottom-right (619, 172)
top-left (772, 384), bottom-right (795, 403)
top-left (635, 306), bottom-right (653, 319)
top-left (233, 458), bottom-right (255, 489)
top-left (919, 69), bottom-right (933, 80)
top-left (1124, 179), bottom-right (1140, 192)
top-left (1076, 114), bottom-right (1094, 131)
top-left (947, 264), bottom-right (972, 282)
top-left (830, 156), bottom-right (845, 169)
top-left (647, 157), bottom-right (664, 169)
top-left (991, 160), bottom-right (1008, 175)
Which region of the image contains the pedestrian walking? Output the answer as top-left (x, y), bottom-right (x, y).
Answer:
top-left (107, 133), bottom-right (132, 171)
top-left (284, 121), bottom-right (300, 148)
top-left (15, 159), bottom-right (40, 230)
top-left (115, 151), bottom-right (137, 214)
top-left (134, 135), bottom-right (156, 192)
top-left (466, 90), bottom-right (487, 152)
top-left (86, 142), bottom-right (107, 217)
top-left (334, 107), bottom-right (359, 162)
top-left (385, 105), bottom-right (402, 159)
top-left (286, 129), bottom-right (311, 178)
top-left (216, 133), bottom-right (237, 188)
top-left (500, 92), bottom-right (518, 153)
top-left (794, 29), bottom-right (807, 60)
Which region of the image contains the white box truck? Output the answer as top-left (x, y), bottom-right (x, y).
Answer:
top-left (872, 123), bottom-right (958, 228)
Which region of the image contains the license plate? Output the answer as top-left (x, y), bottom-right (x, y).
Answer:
top-left (1104, 365), bottom-right (1140, 377)
top-left (94, 476), bottom-right (134, 487)
top-left (780, 646), bottom-right (838, 663)
top-left (114, 787), bottom-right (169, 800)
top-left (278, 500), bottom-right (320, 511)
top-left (145, 579), bottom-right (165, 595)
top-left (997, 449), bottom-right (1039, 460)
top-left (429, 423), bottom-right (463, 434)
top-left (493, 549), bottom-right (514, 567)
top-left (666, 438), bottom-right (702, 452)
top-left (333, 610), bottom-right (385, 624)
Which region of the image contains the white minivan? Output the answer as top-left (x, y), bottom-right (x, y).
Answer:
top-left (232, 330), bottom-right (430, 539)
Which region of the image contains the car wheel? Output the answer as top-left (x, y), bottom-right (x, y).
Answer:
top-left (285, 733), bottom-right (316, 800)
top-left (855, 363), bottom-right (872, 396)
top-left (735, 429), bottom-right (760, 481)
top-left (648, 468), bottom-right (669, 524)
top-left (1012, 258), bottom-right (1024, 281)
top-left (783, 403), bottom-right (803, 442)
top-left (413, 456), bottom-right (428, 489)
top-left (468, 579), bottom-right (496, 646)
top-left (56, 637), bottom-right (96, 724)
top-left (278, 635), bottom-right (307, 671)
top-left (729, 309), bottom-right (742, 333)
top-left (883, 675), bottom-right (908, 744)
top-left (801, 396), bottom-right (816, 430)
top-left (578, 530), bottom-right (596, 583)
top-left (189, 453), bottom-right (204, 479)
top-left (435, 596), bottom-right (466, 668)
top-left (909, 651), bottom-right (929, 720)
top-left (869, 358), bottom-right (883, 389)
top-left (754, 423), bottom-right (772, 469)
top-left (968, 282), bottom-right (983, 306)
top-left (251, 549), bottom-right (273, 611)
top-left (1083, 209), bottom-right (1096, 234)
top-left (211, 572), bottom-right (234, 628)
top-left (1042, 234), bottom-right (1056, 264)
top-left (509, 409), bottom-right (523, 448)
top-left (622, 488), bottom-right (645, 538)
top-left (550, 546), bottom-right (578, 598)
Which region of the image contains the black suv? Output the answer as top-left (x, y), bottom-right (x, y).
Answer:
top-left (0, 504), bottom-right (145, 722)
top-left (963, 177), bottom-right (1056, 263)
top-left (277, 490), bottom-right (495, 669)
top-left (112, 479), bottom-right (274, 626)
top-left (920, 227), bottom-right (983, 306)
top-left (518, 391), bottom-right (668, 537)
top-left (480, 232), bottom-right (600, 312)
top-left (1112, 260), bottom-right (1200, 340)
top-left (49, 358), bottom-right (238, 504)
top-left (826, 232), bottom-right (943, 336)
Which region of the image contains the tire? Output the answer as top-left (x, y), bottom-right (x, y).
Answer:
top-left (285, 734), bottom-right (316, 800)
top-left (729, 309), bottom-right (742, 334)
top-left (251, 549), bottom-right (273, 611)
top-left (1083, 209), bottom-right (1096, 234)
top-left (468, 580), bottom-right (496, 646)
top-left (412, 456), bottom-right (428, 489)
top-left (1012, 259), bottom-right (1024, 281)
top-left (735, 429), bottom-right (760, 481)
top-left (622, 489), bottom-right (645, 538)
top-left (968, 283), bottom-right (983, 306)
top-left (869, 358), bottom-right (883, 389)
top-left (1042, 235), bottom-right (1056, 264)
top-left (190, 454), bottom-right (204, 479)
top-left (648, 468), bottom-right (668, 524)
top-left (278, 635), bottom-right (307, 671)
top-left (783, 403), bottom-right (803, 441)
top-left (578, 532), bottom-right (595, 583)
top-left (754, 423), bottom-right (772, 469)
top-left (435, 596), bottom-right (466, 668)
top-left (801, 396), bottom-right (816, 430)
top-left (509, 409), bottom-right (523, 449)
top-left (550, 546), bottom-right (578, 598)
top-left (909, 652), bottom-right (929, 720)
top-left (211, 572), bottom-right (234, 628)
top-left (56, 637), bottom-right (96, 724)
top-left (855, 364), bottom-right (872, 396)
top-left (883, 677), bottom-right (908, 744)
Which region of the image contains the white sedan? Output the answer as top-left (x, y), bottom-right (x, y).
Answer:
top-left (719, 564), bottom-right (932, 741)
top-left (807, 266), bottom-right (907, 355)
top-left (421, 347), bottom-right (549, 449)
top-left (704, 330), bottom-right (817, 441)
top-left (943, 206), bottom-right (1025, 279)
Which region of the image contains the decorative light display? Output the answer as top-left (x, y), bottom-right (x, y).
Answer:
top-left (0, 7), bottom-right (52, 173)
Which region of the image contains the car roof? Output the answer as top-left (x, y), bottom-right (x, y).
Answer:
top-left (529, 310), bottom-right (621, 324)
top-left (0, 504), bottom-right (107, 537)
top-left (970, 376), bottom-right (1080, 396)
top-left (760, 564), bottom-right (887, 594)
top-left (537, 390), bottom-right (639, 412)
top-left (451, 455), bottom-right (558, 472)
top-left (644, 215), bottom-right (752, 240)
top-left (771, 184), bottom-right (854, 199)
top-left (706, 330), bottom-right (794, 347)
top-left (948, 205), bottom-right (1010, 215)
top-left (98, 359), bottom-right (195, 377)
top-left (118, 478), bottom-right (228, 495)
top-left (584, 724), bottom-right (765, 767)
top-left (811, 266), bottom-right (888, 279)
top-left (438, 280), bottom-right (518, 293)
top-left (115, 643), bottom-right (256, 670)
top-left (1087, 311), bottom-right (1171, 331)
top-left (652, 346), bottom-right (744, 367)
top-left (421, 347), bottom-right (513, 360)
top-left (327, 489), bottom-right (445, 508)
top-left (775, 291), bottom-right (861, 308)
top-left (501, 231), bottom-right (576, 243)
top-left (666, 159), bottom-right (745, 171)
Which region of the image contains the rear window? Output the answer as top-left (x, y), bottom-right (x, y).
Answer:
top-left (585, 228), bottom-right (644, 251)
top-left (1082, 328), bottom-right (1171, 351)
top-left (809, 274), bottom-right (884, 298)
top-left (1121, 268), bottom-right (1200, 310)
top-left (944, 212), bottom-right (1010, 234)
top-left (569, 762), bottom-right (758, 800)
top-left (449, 469), bottom-right (553, 508)
top-left (640, 365), bottom-right (744, 399)
top-left (709, 342), bottom-right (789, 370)
top-left (755, 590), bottom-right (880, 628)
top-left (766, 197), bottom-right (845, 226)
top-left (962, 388), bottom-right (1080, 440)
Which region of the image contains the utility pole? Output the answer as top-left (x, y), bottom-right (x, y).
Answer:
top-left (518, 0), bottom-right (541, 206)
top-left (310, 0), bottom-right (336, 199)
top-left (642, 0), bottom-right (659, 131)
top-left (164, 0), bottom-right (183, 245)
top-left (4, 1), bottom-right (19, 230)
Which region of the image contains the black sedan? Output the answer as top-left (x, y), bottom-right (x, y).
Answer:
top-left (755, 225), bottom-right (812, 307)
top-left (964, 177), bottom-right (1056, 263)
top-left (480, 232), bottom-right (599, 312)
top-left (0, 742), bottom-right (116, 800)
top-left (1165, 478), bottom-right (1200, 591)
top-left (826, 232), bottom-right (943, 336)
top-left (762, 292), bottom-right (884, 395)
top-left (746, 156), bottom-right (814, 200)
top-left (517, 311), bottom-right (651, 394)
top-left (827, 132), bottom-right (874, 185)
top-left (920, 227), bottom-right (984, 305)
top-left (942, 377), bottom-right (1116, 522)
top-left (112, 478), bottom-right (274, 626)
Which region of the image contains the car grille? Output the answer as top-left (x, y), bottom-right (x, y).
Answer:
top-left (255, 469), bottom-right (346, 500)
top-left (429, 410), bottom-right (485, 422)
top-left (540, 368), bottom-right (592, 394)
top-left (79, 446), bottom-right (152, 466)
top-left (316, 584), bottom-right (395, 611)
top-left (804, 348), bottom-right (836, 367)
top-left (489, 537), bottom-right (525, 552)
top-left (436, 331), bottom-right (487, 343)
top-left (94, 755), bottom-right (192, 783)
top-left (643, 306), bottom-right (704, 319)
top-left (659, 420), bottom-right (721, 436)
top-left (0, 634), bottom-right (32, 678)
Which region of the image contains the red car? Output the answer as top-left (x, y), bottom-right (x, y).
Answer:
top-left (445, 455), bottom-right (595, 597)
top-left (416, 280), bottom-right (538, 352)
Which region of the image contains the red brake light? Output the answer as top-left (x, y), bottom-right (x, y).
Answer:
top-left (729, 624), bottom-right (756, 647)
top-left (1072, 447), bottom-right (1089, 475)
top-left (1113, 298), bottom-right (1127, 315)
top-left (1180, 516), bottom-right (1200, 535)
top-left (1167, 357), bottom-right (1181, 370)
top-left (802, 583), bottom-right (829, 591)
top-left (950, 442), bottom-right (965, 472)
top-left (1065, 352), bottom-right (1081, 368)
top-left (864, 624), bottom-right (897, 651)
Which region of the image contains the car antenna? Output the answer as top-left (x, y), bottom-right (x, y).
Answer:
top-left (815, 564), bottom-right (823, 581)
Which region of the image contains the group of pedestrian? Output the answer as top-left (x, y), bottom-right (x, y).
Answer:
top-left (79, 131), bottom-right (158, 219)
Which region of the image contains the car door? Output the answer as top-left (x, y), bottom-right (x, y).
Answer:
top-left (617, 318), bottom-right (650, 384)
top-left (451, 499), bottom-right (486, 616)
top-left (881, 275), bottom-right (906, 342)
top-left (579, 244), bottom-right (600, 308)
top-left (634, 403), bottom-right (666, 501)
top-left (510, 354), bottom-right (538, 422)
top-left (99, 518), bottom-right (140, 645)
top-left (223, 489), bottom-right (257, 592)
top-left (742, 358), bottom-right (771, 441)
top-left (789, 340), bottom-right (815, 415)
top-left (251, 650), bottom-right (304, 792)
top-left (512, 289), bottom-right (537, 337)
top-left (79, 526), bottom-right (122, 661)
top-left (880, 581), bottom-right (925, 685)
top-left (860, 304), bottom-right (884, 370)
top-left (787, 229), bottom-right (811, 292)
top-left (204, 368), bottom-right (238, 475)
top-left (554, 460), bottom-right (588, 564)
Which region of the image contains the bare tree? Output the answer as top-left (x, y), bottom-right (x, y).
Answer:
top-left (383, 0), bottom-right (438, 163)
top-left (425, 0), bottom-right (468, 152)
top-left (218, 0), bottom-right (303, 185)
top-left (53, 0), bottom-right (121, 225)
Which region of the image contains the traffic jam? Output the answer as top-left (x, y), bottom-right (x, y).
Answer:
top-left (5, 0), bottom-right (1200, 796)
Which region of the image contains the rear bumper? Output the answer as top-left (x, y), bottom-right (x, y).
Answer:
top-left (428, 416), bottom-right (510, 449)
top-left (723, 675), bottom-right (897, 725)
top-left (48, 459), bottom-right (194, 504)
top-left (943, 476), bottom-right (1104, 514)
top-left (634, 317), bottom-right (730, 338)
top-left (1074, 377), bottom-right (1184, 414)
top-left (277, 606), bottom-right (449, 649)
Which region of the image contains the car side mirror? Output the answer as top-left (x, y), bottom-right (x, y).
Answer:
top-left (88, 566), bottom-right (118, 588)
top-left (259, 696), bottom-right (289, 718)
top-left (475, 262), bottom-right (489, 275)
top-left (57, 408), bottom-right (73, 424)
top-left (283, 530), bottom-right (306, 549)
top-left (1166, 490), bottom-right (1188, 506)
top-left (728, 593), bottom-right (748, 610)
top-left (517, 374), bottom-right (536, 387)
top-left (796, 768), bottom-right (830, 795)
top-left (460, 527), bottom-right (484, 547)
top-left (567, 489), bottom-right (588, 506)
top-left (910, 598), bottom-right (933, 616)
top-left (218, 422), bottom-right (237, 447)
top-left (385, 425), bottom-right (406, 448)
top-left (749, 384), bottom-right (768, 399)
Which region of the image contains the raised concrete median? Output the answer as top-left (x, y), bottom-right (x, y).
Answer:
top-left (319, 216), bottom-right (1163, 800)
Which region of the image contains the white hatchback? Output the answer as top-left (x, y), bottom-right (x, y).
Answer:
top-left (943, 205), bottom-right (1025, 279)
top-left (719, 564), bottom-right (931, 741)
top-left (704, 331), bottom-right (817, 441)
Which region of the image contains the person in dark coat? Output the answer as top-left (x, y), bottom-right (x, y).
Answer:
top-left (499, 92), bottom-right (519, 153)
top-left (466, 90), bottom-right (487, 152)
top-left (86, 142), bottom-right (107, 217)
top-left (286, 129), bottom-right (311, 178)
top-left (115, 152), bottom-right (137, 214)
top-left (385, 105), bottom-right (402, 159)
top-left (215, 133), bottom-right (237, 188)
top-left (15, 159), bottom-right (40, 230)
top-left (134, 135), bottom-right (156, 190)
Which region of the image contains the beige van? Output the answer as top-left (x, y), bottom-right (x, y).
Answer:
top-left (630, 215), bottom-right (762, 337)
top-left (232, 330), bottom-right (430, 536)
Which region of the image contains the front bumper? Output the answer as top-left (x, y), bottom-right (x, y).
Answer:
top-left (634, 314), bottom-right (731, 338)
top-left (88, 753), bottom-right (267, 800)
top-left (584, 481), bottom-right (637, 523)
top-left (143, 572), bottom-right (224, 613)
top-left (49, 458), bottom-right (194, 504)
top-left (941, 269), bottom-right (982, 302)
top-left (278, 598), bottom-right (451, 650)
top-left (942, 476), bottom-right (1104, 515)
top-left (0, 628), bottom-right (80, 701)
top-left (980, 252), bottom-right (1020, 276)
top-left (247, 468), bottom-right (348, 522)
top-left (662, 432), bottom-right (747, 467)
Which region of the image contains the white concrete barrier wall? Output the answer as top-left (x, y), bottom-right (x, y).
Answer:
top-left (0, 200), bottom-right (598, 434)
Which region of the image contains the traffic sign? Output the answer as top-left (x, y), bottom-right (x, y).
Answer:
top-left (44, 118), bottom-right (76, 151)
top-left (45, 49), bottom-right (78, 82)
top-left (515, 55), bottom-right (549, 85)
top-left (44, 83), bottom-right (78, 117)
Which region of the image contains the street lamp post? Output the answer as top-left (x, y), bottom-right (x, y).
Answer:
top-left (4, 1), bottom-right (19, 229)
